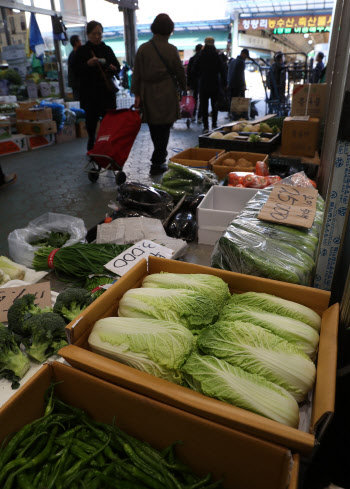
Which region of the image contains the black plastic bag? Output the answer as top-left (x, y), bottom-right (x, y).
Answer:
top-left (117, 182), bottom-right (173, 219)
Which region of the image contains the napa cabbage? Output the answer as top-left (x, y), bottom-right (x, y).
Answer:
top-left (197, 321), bottom-right (316, 402)
top-left (229, 292), bottom-right (321, 331)
top-left (88, 317), bottom-right (195, 384)
top-left (142, 272), bottom-right (230, 308)
top-left (219, 304), bottom-right (319, 359)
top-left (118, 288), bottom-right (219, 330)
top-left (182, 353), bottom-right (299, 427)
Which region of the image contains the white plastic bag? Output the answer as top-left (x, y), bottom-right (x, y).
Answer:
top-left (8, 213), bottom-right (87, 268)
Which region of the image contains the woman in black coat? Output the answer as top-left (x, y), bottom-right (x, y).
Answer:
top-left (73, 21), bottom-right (120, 151)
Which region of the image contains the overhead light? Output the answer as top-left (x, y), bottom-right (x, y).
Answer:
top-left (12, 9), bottom-right (21, 13)
top-left (304, 33), bottom-right (309, 38)
top-left (308, 39), bottom-right (313, 44)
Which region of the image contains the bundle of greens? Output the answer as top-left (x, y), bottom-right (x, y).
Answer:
top-left (84, 274), bottom-right (117, 298)
top-left (88, 317), bottom-right (195, 384)
top-left (32, 243), bottom-right (131, 279)
top-left (0, 386), bottom-right (221, 489)
top-left (30, 231), bottom-right (71, 248)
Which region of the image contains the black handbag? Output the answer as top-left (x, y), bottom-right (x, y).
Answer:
top-left (150, 39), bottom-right (181, 100)
top-left (91, 49), bottom-right (119, 93)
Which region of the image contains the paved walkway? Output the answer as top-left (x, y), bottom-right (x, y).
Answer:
top-left (0, 116), bottom-right (224, 256)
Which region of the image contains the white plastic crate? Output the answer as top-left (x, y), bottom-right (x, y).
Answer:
top-left (197, 186), bottom-right (258, 245)
top-left (117, 96), bottom-right (135, 109)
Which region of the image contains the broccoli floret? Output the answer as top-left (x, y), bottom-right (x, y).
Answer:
top-left (7, 294), bottom-right (53, 339)
top-left (53, 288), bottom-right (94, 323)
top-left (0, 323), bottom-right (30, 389)
top-left (21, 313), bottom-right (67, 363)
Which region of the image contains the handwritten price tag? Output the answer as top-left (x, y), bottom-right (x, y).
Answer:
top-left (258, 185), bottom-right (318, 228)
top-left (0, 282), bottom-right (51, 323)
top-left (104, 240), bottom-right (174, 276)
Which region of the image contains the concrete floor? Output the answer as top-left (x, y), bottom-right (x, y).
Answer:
top-left (0, 115), bottom-right (221, 260)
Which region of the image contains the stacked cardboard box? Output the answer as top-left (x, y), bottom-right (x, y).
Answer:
top-left (15, 105), bottom-right (58, 150)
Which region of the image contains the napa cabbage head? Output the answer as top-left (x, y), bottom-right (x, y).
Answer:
top-left (182, 353), bottom-right (300, 427)
top-left (197, 321), bottom-right (316, 402)
top-left (118, 288), bottom-right (219, 330)
top-left (219, 304), bottom-right (319, 359)
top-left (229, 292), bottom-right (321, 331)
top-left (142, 272), bottom-right (230, 308)
top-left (88, 317), bottom-right (195, 384)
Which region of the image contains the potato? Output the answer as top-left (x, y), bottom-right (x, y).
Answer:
top-left (222, 158), bottom-right (237, 167)
top-left (242, 124), bottom-right (255, 132)
top-left (223, 131), bottom-right (239, 140)
top-left (209, 131), bottom-right (224, 139)
top-left (232, 123), bottom-right (243, 132)
top-left (260, 137), bottom-right (270, 142)
top-left (222, 126), bottom-right (231, 133)
top-left (237, 158), bottom-right (253, 168)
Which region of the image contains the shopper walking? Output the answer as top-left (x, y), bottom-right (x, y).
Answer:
top-left (68, 35), bottom-right (82, 101)
top-left (131, 13), bottom-right (186, 175)
top-left (268, 52), bottom-right (286, 102)
top-left (312, 52), bottom-right (325, 83)
top-left (73, 21), bottom-right (120, 151)
top-left (187, 43), bottom-right (202, 123)
top-left (227, 48), bottom-right (250, 98)
top-left (195, 37), bottom-right (226, 133)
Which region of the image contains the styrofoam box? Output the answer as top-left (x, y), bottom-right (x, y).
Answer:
top-left (197, 186), bottom-right (258, 245)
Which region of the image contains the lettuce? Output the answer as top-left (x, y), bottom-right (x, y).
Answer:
top-left (88, 317), bottom-right (195, 384)
top-left (142, 272), bottom-right (230, 308)
top-left (197, 321), bottom-right (316, 402)
top-left (182, 353), bottom-right (300, 427)
top-left (219, 304), bottom-right (319, 359)
top-left (118, 287), bottom-right (219, 330)
top-left (229, 292), bottom-right (321, 331)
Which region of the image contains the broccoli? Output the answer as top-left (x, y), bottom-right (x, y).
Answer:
top-left (21, 313), bottom-right (67, 363)
top-left (53, 288), bottom-right (94, 323)
top-left (7, 294), bottom-right (53, 339)
top-left (0, 323), bottom-right (30, 389)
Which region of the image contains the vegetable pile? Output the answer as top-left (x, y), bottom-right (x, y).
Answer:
top-left (153, 161), bottom-right (218, 200)
top-left (88, 272), bottom-right (321, 427)
top-left (0, 256), bottom-right (26, 285)
top-left (0, 386), bottom-right (221, 489)
top-left (29, 231), bottom-right (71, 248)
top-left (206, 120), bottom-right (281, 142)
top-left (212, 174), bottom-right (325, 285)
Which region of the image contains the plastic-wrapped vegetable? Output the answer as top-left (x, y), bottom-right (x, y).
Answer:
top-left (211, 172), bottom-right (324, 285)
top-left (117, 182), bottom-right (173, 219)
top-left (158, 162), bottom-right (218, 198)
top-left (166, 210), bottom-right (197, 242)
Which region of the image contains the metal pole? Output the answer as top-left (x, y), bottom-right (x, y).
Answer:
top-left (231, 11), bottom-right (239, 58)
top-left (50, 0), bottom-right (65, 99)
top-left (122, 7), bottom-right (137, 67)
top-left (1, 7), bottom-right (12, 47)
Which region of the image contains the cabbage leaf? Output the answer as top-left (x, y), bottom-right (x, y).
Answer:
top-left (118, 288), bottom-right (219, 330)
top-left (197, 321), bottom-right (316, 402)
top-left (229, 292), bottom-right (321, 331)
top-left (182, 353), bottom-right (300, 427)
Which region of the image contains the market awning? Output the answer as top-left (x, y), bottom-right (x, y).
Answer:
top-left (227, 0), bottom-right (334, 15)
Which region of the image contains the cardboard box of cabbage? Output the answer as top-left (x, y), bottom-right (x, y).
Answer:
top-left (59, 258), bottom-right (337, 472)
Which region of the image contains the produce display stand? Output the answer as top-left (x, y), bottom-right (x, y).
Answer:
top-left (59, 257), bottom-right (338, 457)
top-left (0, 361), bottom-right (298, 489)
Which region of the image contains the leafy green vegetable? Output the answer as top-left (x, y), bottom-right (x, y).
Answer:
top-left (53, 287), bottom-right (94, 323)
top-left (229, 292), bottom-right (321, 331)
top-left (167, 161), bottom-right (204, 185)
top-left (219, 304), bottom-right (319, 359)
top-left (88, 317), bottom-right (195, 383)
top-left (118, 287), bottom-right (219, 331)
top-left (142, 272), bottom-right (230, 309)
top-left (7, 294), bottom-right (53, 339)
top-left (197, 321), bottom-right (316, 401)
top-left (29, 231), bottom-right (71, 248)
top-left (0, 256), bottom-right (25, 281)
top-left (182, 353), bottom-right (299, 427)
top-left (248, 134), bottom-right (261, 143)
top-left (0, 324), bottom-right (30, 388)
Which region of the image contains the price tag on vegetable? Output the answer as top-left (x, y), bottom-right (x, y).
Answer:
top-left (104, 240), bottom-right (174, 276)
top-left (0, 282), bottom-right (51, 323)
top-left (258, 184), bottom-right (318, 229)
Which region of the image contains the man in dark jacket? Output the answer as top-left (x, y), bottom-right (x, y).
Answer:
top-left (187, 43), bottom-right (202, 122)
top-left (227, 48), bottom-right (249, 98)
top-left (312, 52), bottom-right (325, 83)
top-left (68, 35), bottom-right (82, 101)
top-left (195, 37), bottom-right (226, 132)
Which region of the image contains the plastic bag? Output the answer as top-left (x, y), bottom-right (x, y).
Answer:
top-left (8, 213), bottom-right (87, 268)
top-left (64, 109), bottom-right (76, 125)
top-left (211, 172), bottom-right (324, 286)
top-left (117, 182), bottom-right (173, 220)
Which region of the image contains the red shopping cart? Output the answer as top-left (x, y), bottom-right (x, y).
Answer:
top-left (179, 95), bottom-right (196, 128)
top-left (85, 106), bottom-right (141, 184)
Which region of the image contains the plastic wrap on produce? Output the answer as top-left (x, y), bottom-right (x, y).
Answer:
top-left (211, 173), bottom-right (324, 285)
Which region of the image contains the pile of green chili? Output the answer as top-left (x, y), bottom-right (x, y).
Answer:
top-left (0, 386), bottom-right (222, 489)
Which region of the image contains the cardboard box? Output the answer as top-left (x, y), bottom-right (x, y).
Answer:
top-left (65, 101), bottom-right (80, 109)
top-left (60, 257), bottom-right (338, 456)
top-left (281, 117), bottom-right (320, 157)
top-left (170, 147), bottom-right (226, 168)
top-left (197, 186), bottom-right (258, 245)
top-left (16, 120), bottom-right (57, 135)
top-left (55, 124), bottom-right (76, 143)
top-left (27, 133), bottom-right (55, 150)
top-left (212, 151), bottom-right (268, 180)
top-left (18, 101), bottom-right (38, 109)
top-left (0, 361), bottom-right (297, 489)
top-left (15, 107), bottom-right (52, 121)
top-left (0, 134), bottom-right (28, 156)
top-left (291, 84), bottom-right (327, 119)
